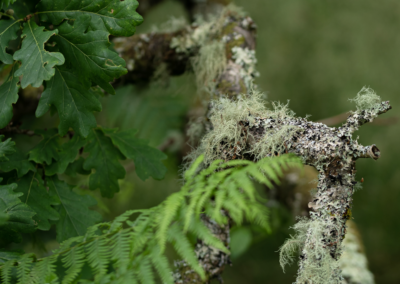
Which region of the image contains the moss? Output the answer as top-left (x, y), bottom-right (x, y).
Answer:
top-left (349, 86), bottom-right (381, 111)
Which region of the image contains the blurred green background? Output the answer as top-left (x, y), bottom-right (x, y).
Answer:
top-left (131, 0), bottom-right (400, 283)
top-left (19, 0), bottom-right (399, 283)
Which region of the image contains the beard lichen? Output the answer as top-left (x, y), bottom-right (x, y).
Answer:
top-left (349, 86), bottom-right (381, 111)
top-left (184, 91), bottom-right (300, 168)
top-left (191, 41), bottom-right (227, 93)
top-left (279, 217), bottom-right (343, 284)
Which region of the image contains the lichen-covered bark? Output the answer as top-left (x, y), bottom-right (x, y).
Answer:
top-left (113, 3), bottom-right (385, 283)
top-left (171, 8), bottom-right (257, 283)
top-left (207, 100), bottom-right (390, 283)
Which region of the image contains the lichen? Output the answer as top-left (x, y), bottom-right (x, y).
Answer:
top-left (339, 221), bottom-right (375, 284)
top-left (349, 86), bottom-right (381, 111)
top-left (231, 46), bottom-right (260, 91)
top-left (191, 41), bottom-right (227, 92)
top-left (184, 92), bottom-right (300, 167)
top-left (280, 217), bottom-right (343, 284)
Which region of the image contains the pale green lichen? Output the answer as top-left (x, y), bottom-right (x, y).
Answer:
top-left (191, 41), bottom-right (227, 92)
top-left (185, 92), bottom-right (299, 167)
top-left (339, 221), bottom-right (375, 284)
top-left (349, 86), bottom-right (381, 111)
top-left (279, 217), bottom-right (342, 284)
top-left (170, 14), bottom-right (218, 53)
top-left (186, 117), bottom-right (206, 145)
top-left (231, 46), bottom-right (260, 90)
top-left (250, 125), bottom-right (298, 160)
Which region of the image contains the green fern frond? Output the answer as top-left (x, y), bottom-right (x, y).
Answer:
top-left (138, 258), bottom-right (155, 284)
top-left (1, 259), bottom-right (14, 284)
top-left (29, 255), bottom-right (58, 284)
top-left (86, 238), bottom-right (111, 277)
top-left (149, 246), bottom-right (174, 284)
top-left (16, 254), bottom-right (34, 284)
top-left (0, 154), bottom-right (302, 283)
top-left (156, 193), bottom-right (183, 251)
top-left (62, 246), bottom-right (86, 284)
top-left (184, 154), bottom-right (205, 181)
top-left (167, 223), bottom-right (205, 280)
top-left (187, 217), bottom-right (229, 253)
top-left (111, 230), bottom-right (131, 269)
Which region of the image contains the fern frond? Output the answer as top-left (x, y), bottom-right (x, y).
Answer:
top-left (111, 230), bottom-right (131, 268)
top-left (138, 258), bottom-right (155, 284)
top-left (1, 259), bottom-right (14, 284)
top-left (29, 255), bottom-right (58, 284)
top-left (156, 193), bottom-right (183, 251)
top-left (61, 246), bottom-right (85, 284)
top-left (167, 223), bottom-right (205, 280)
top-left (16, 254), bottom-right (34, 284)
top-left (187, 217), bottom-right (229, 253)
top-left (184, 154), bottom-right (205, 180)
top-left (149, 246), bottom-right (174, 284)
top-left (0, 154), bottom-right (302, 283)
top-left (109, 209), bottom-right (139, 232)
top-left (212, 186), bottom-right (227, 224)
top-left (86, 237), bottom-right (111, 277)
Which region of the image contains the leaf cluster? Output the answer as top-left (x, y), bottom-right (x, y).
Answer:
top-left (0, 154), bottom-right (302, 283)
top-left (0, 0), bottom-right (142, 136)
top-left (0, 126), bottom-right (167, 244)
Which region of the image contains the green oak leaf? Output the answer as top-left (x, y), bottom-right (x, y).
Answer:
top-left (47, 175), bottom-right (101, 242)
top-left (0, 135), bottom-right (15, 162)
top-left (0, 150), bottom-right (35, 177)
top-left (0, 20), bottom-right (20, 64)
top-left (45, 134), bottom-right (86, 176)
top-left (0, 64), bottom-right (20, 128)
top-left (65, 157), bottom-right (91, 176)
top-left (37, 0), bottom-right (143, 37)
top-left (14, 171), bottom-right (60, 231)
top-left (13, 20), bottom-right (65, 88)
top-left (36, 66), bottom-right (102, 137)
top-left (29, 129), bottom-right (61, 165)
top-left (0, 181), bottom-right (36, 244)
top-left (83, 129), bottom-right (125, 198)
top-left (51, 15), bottom-right (126, 94)
top-left (105, 129), bottom-right (167, 181)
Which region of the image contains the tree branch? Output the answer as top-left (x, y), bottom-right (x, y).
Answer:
top-left (113, 4), bottom-right (385, 283)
